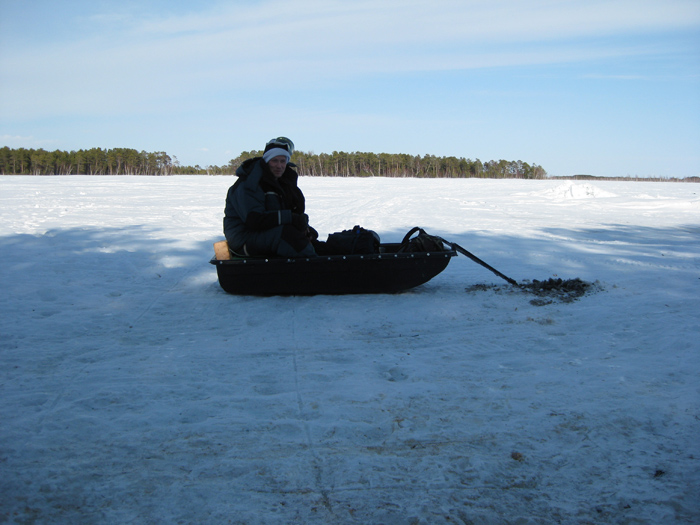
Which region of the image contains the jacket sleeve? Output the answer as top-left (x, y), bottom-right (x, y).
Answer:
top-left (245, 208), bottom-right (292, 231)
top-left (228, 167), bottom-right (292, 231)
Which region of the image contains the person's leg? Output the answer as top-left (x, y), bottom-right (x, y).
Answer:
top-left (276, 225), bottom-right (316, 257)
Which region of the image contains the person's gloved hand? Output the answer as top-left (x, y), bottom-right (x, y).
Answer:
top-left (307, 225), bottom-right (319, 241)
top-left (291, 213), bottom-right (309, 232)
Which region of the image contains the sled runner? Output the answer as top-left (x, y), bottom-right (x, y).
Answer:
top-left (210, 228), bottom-right (456, 296)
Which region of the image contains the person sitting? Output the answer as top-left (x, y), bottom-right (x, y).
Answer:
top-left (223, 137), bottom-right (317, 258)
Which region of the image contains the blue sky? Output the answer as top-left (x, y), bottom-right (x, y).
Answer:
top-left (1, 0), bottom-right (699, 177)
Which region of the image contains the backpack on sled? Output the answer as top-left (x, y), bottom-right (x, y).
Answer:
top-left (398, 227), bottom-right (447, 253)
top-left (322, 225), bottom-right (381, 255)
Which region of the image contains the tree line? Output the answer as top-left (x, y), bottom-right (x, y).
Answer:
top-left (0, 147), bottom-right (179, 176)
top-left (230, 150), bottom-right (548, 179)
top-left (0, 146), bottom-right (548, 179)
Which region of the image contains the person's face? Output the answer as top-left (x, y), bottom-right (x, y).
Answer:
top-left (268, 156), bottom-right (287, 178)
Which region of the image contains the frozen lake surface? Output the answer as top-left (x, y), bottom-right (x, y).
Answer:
top-left (1, 175), bottom-right (699, 523)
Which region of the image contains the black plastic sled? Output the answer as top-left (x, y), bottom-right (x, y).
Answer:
top-left (210, 241), bottom-right (456, 296)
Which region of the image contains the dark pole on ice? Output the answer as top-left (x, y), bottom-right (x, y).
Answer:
top-left (437, 237), bottom-right (519, 286)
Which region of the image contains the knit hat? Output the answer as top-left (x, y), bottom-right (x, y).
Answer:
top-left (262, 137), bottom-right (294, 163)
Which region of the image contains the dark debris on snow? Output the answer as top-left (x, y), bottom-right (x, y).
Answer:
top-left (466, 277), bottom-right (600, 306)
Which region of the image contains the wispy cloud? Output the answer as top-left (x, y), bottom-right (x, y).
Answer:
top-left (0, 134), bottom-right (58, 148)
top-left (1, 0), bottom-right (699, 120)
top-left (581, 74), bottom-right (650, 80)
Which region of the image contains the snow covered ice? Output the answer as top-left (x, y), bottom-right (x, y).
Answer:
top-left (1, 175), bottom-right (699, 523)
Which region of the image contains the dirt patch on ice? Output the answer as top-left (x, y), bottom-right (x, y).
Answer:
top-left (466, 277), bottom-right (601, 305)
top-left (520, 277), bottom-right (599, 305)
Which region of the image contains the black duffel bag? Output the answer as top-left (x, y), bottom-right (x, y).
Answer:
top-left (323, 225), bottom-right (381, 255)
top-left (398, 227), bottom-right (446, 253)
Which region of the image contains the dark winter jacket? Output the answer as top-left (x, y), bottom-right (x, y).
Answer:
top-left (223, 157), bottom-right (306, 255)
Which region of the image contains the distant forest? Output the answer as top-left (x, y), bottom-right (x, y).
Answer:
top-left (0, 146), bottom-right (546, 179)
top-left (1, 146), bottom-right (697, 181)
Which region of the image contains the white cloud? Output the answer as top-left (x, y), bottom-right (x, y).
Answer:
top-left (1, 0), bottom-right (698, 120)
top-left (0, 134), bottom-right (58, 148)
top-left (1, 134), bottom-right (34, 142)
